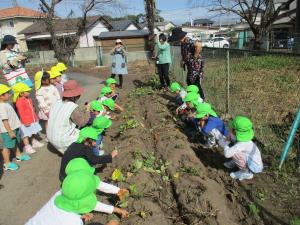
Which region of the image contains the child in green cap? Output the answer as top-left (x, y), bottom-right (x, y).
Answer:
top-left (92, 116), bottom-right (112, 156)
top-left (102, 98), bottom-right (124, 120)
top-left (98, 86), bottom-right (113, 102)
top-left (175, 92), bottom-right (203, 120)
top-left (87, 100), bottom-right (105, 125)
top-left (223, 116), bottom-right (263, 181)
top-left (106, 78), bottom-right (118, 100)
top-left (170, 82), bottom-right (187, 105)
top-left (195, 102), bottom-right (230, 148)
top-left (26, 169), bottom-right (128, 225)
top-left (59, 127), bottom-right (118, 181)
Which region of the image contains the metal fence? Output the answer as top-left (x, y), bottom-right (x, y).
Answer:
top-left (170, 46), bottom-right (300, 168)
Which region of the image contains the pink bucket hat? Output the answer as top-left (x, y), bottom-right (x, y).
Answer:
top-left (63, 80), bottom-right (84, 98)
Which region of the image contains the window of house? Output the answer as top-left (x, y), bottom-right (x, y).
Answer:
top-left (8, 20), bottom-right (14, 27)
top-left (281, 2), bottom-right (290, 10)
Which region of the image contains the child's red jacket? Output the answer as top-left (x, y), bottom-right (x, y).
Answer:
top-left (16, 97), bottom-right (38, 126)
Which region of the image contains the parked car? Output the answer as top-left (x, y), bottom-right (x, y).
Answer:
top-left (203, 37), bottom-right (230, 48)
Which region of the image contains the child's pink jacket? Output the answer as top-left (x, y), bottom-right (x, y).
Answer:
top-left (16, 97), bottom-right (38, 125)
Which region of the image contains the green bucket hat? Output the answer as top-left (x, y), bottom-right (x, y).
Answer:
top-left (170, 82), bottom-right (181, 92)
top-left (55, 170), bottom-right (100, 214)
top-left (195, 103), bottom-right (218, 119)
top-left (229, 116), bottom-right (254, 142)
top-left (92, 116), bottom-right (112, 134)
top-left (106, 78), bottom-right (117, 86)
top-left (90, 100), bottom-right (104, 112)
top-left (65, 158), bottom-right (96, 176)
top-left (100, 86), bottom-right (112, 97)
top-left (102, 98), bottom-right (115, 111)
top-left (183, 92), bottom-right (201, 108)
top-left (77, 127), bottom-right (99, 143)
top-left (186, 85), bottom-right (199, 93)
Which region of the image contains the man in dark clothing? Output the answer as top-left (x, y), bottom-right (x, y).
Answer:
top-left (59, 127), bottom-right (118, 181)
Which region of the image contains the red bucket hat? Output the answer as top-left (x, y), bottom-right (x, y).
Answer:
top-left (63, 80), bottom-right (84, 98)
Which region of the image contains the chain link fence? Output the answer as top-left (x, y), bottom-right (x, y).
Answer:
top-left (170, 46), bottom-right (300, 169)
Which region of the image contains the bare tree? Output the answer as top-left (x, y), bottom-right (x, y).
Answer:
top-left (39, 0), bottom-right (118, 63)
top-left (144, 0), bottom-right (156, 57)
top-left (189, 0), bottom-right (295, 50)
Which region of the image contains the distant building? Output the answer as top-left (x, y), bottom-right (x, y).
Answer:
top-left (94, 30), bottom-right (150, 53)
top-left (192, 19), bottom-right (214, 27)
top-left (19, 16), bottom-right (112, 50)
top-left (0, 6), bottom-right (44, 51)
top-left (139, 21), bottom-right (176, 34)
top-left (111, 20), bottom-right (139, 31)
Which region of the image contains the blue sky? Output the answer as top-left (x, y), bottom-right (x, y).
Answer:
top-left (0, 0), bottom-right (235, 25)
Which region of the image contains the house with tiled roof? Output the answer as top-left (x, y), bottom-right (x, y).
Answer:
top-left (19, 16), bottom-right (113, 50)
top-left (0, 6), bottom-right (45, 51)
top-left (111, 20), bottom-right (139, 31)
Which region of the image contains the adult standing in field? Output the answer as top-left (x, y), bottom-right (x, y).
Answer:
top-left (110, 39), bottom-right (128, 89)
top-left (168, 28), bottom-right (205, 100)
top-left (155, 33), bottom-right (172, 91)
top-left (0, 35), bottom-right (32, 87)
top-left (47, 80), bottom-right (90, 154)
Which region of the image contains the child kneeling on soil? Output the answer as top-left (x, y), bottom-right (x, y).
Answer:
top-left (170, 82), bottom-right (187, 105)
top-left (13, 82), bottom-right (44, 154)
top-left (59, 127), bottom-right (118, 181)
top-left (92, 116), bottom-right (112, 156)
top-left (99, 86), bottom-right (124, 112)
top-left (195, 103), bottom-right (230, 147)
top-left (102, 98), bottom-right (124, 120)
top-left (0, 84), bottom-right (30, 171)
top-left (223, 116), bottom-right (263, 181)
top-left (87, 100), bottom-right (105, 125)
top-left (176, 92), bottom-right (203, 119)
top-left (106, 78), bottom-right (118, 100)
top-left (26, 167), bottom-right (128, 225)
top-left (98, 86), bottom-right (113, 102)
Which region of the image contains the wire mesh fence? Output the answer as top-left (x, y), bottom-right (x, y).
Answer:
top-left (170, 46), bottom-right (300, 169)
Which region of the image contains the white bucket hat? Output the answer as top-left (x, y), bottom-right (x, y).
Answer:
top-left (116, 39), bottom-right (122, 43)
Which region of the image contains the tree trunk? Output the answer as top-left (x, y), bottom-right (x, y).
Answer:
top-left (144, 0), bottom-right (156, 58)
top-left (294, 0), bottom-right (300, 54)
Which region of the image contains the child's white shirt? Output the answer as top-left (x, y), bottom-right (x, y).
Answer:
top-left (178, 97), bottom-right (203, 110)
top-left (179, 90), bottom-right (187, 99)
top-left (26, 182), bottom-right (120, 224)
top-left (25, 191), bottom-right (83, 225)
top-left (224, 141), bottom-right (263, 173)
top-left (99, 96), bottom-right (108, 102)
top-left (209, 128), bottom-right (230, 148)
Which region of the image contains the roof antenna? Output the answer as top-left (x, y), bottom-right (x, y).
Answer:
top-left (11, 0), bottom-right (18, 7)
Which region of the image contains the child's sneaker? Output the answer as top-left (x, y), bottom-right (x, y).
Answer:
top-left (230, 170), bottom-right (253, 181)
top-left (32, 139), bottom-right (44, 148)
top-left (224, 160), bottom-right (236, 169)
top-left (24, 145), bottom-right (36, 154)
top-left (4, 162), bottom-right (19, 171)
top-left (16, 153), bottom-right (31, 162)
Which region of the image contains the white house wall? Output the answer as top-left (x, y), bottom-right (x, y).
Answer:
top-left (80, 21), bottom-right (108, 47)
top-left (126, 24), bottom-right (138, 30)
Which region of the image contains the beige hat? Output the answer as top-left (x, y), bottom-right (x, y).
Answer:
top-left (116, 39), bottom-right (122, 43)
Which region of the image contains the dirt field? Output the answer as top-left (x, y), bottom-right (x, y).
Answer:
top-left (0, 61), bottom-right (299, 225)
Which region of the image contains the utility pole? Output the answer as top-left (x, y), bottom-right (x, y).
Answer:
top-left (11, 0), bottom-right (18, 7)
top-left (294, 0), bottom-right (300, 53)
